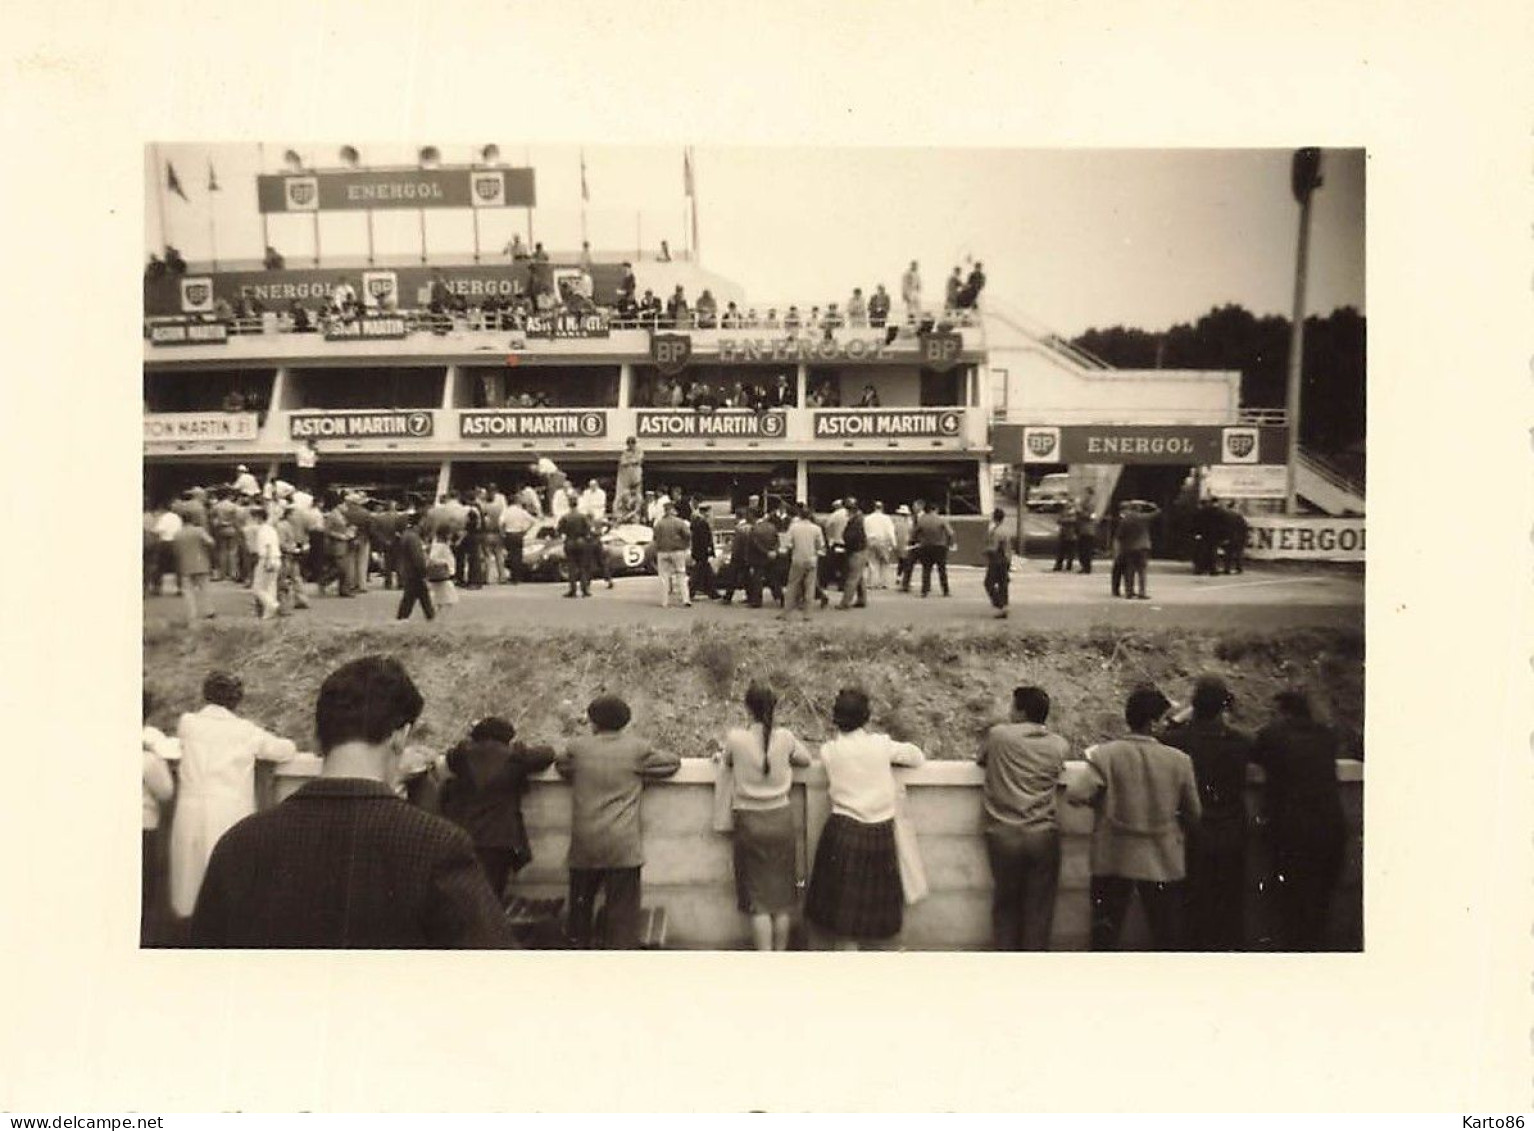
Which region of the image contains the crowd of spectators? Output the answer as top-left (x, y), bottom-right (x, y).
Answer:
top-left (142, 651), bottom-right (1350, 952)
top-left (145, 251), bottom-right (990, 342)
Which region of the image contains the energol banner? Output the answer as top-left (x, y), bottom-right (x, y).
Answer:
top-left (1245, 516), bottom-right (1365, 562)
top-left (996, 423), bottom-right (1288, 466)
top-left (256, 168), bottom-right (536, 212)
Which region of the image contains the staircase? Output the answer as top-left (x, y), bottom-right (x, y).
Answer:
top-left (1295, 447), bottom-right (1365, 516)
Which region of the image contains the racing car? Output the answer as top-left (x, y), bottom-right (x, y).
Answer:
top-left (520, 519), bottom-right (657, 581)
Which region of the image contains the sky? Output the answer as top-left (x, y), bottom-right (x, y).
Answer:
top-left (147, 144), bottom-right (1364, 339)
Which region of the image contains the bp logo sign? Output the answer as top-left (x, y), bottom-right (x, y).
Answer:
top-left (363, 271), bottom-right (398, 307)
top-left (405, 412), bottom-right (432, 437)
top-left (284, 176), bottom-right (319, 211)
top-left (578, 412), bottom-right (606, 437)
top-left (1222, 427), bottom-right (1258, 463)
top-left (650, 332), bottom-right (692, 377)
top-left (179, 277), bottom-right (213, 313)
top-left (1023, 426), bottom-right (1061, 463)
top-left (471, 172), bottom-right (505, 207)
top-left (759, 412), bottom-right (787, 439)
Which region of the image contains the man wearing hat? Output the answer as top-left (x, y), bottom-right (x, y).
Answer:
top-left (652, 499), bottom-right (692, 608)
top-left (689, 501), bottom-right (717, 600)
top-left (893, 503), bottom-right (916, 592)
top-left (232, 464), bottom-right (260, 498)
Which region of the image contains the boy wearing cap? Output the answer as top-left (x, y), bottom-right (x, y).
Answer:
top-left (556, 696), bottom-right (680, 948)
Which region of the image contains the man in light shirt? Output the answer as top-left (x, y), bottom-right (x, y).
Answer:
top-left (232, 464), bottom-right (260, 498)
top-left (779, 503), bottom-right (828, 619)
top-left (863, 500), bottom-right (897, 589)
top-left (152, 502), bottom-right (184, 596)
top-left (252, 505), bottom-right (283, 620)
top-left (500, 495), bottom-right (535, 585)
top-left (651, 500), bottom-right (692, 608)
top-left (579, 479), bottom-right (608, 522)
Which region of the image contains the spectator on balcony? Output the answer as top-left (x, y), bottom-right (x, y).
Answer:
top-left (212, 297), bottom-right (235, 326)
top-left (1085, 685), bottom-right (1201, 952)
top-left (691, 382), bottom-right (720, 412)
top-left (1162, 675), bottom-right (1251, 952)
top-left (868, 284), bottom-right (891, 328)
top-left (978, 685), bottom-right (1071, 950)
top-left (144, 253), bottom-right (166, 281)
top-left (822, 303), bottom-right (844, 340)
top-left (695, 289), bottom-right (718, 329)
top-left (666, 285), bottom-right (690, 329)
top-left (857, 384), bottom-right (881, 408)
top-left (959, 262), bottom-right (986, 310)
top-left (1253, 689), bottom-right (1347, 951)
top-left (504, 233), bottom-right (529, 261)
top-left (287, 300), bottom-right (314, 333)
top-left (263, 245), bottom-right (285, 271)
top-left (668, 380), bottom-right (686, 409)
top-left (165, 246), bottom-right (188, 275)
top-left (578, 240), bottom-right (594, 271)
top-left (945, 267), bottom-right (963, 312)
top-left (620, 260), bottom-right (637, 295)
top-left (659, 239), bottom-right (673, 262)
top-left (900, 260), bottom-right (921, 313)
top-left (170, 671), bottom-right (298, 921)
top-left (783, 306), bottom-right (801, 332)
top-left (615, 289), bottom-right (639, 326)
top-left (846, 288), bottom-right (867, 328)
top-left (333, 276), bottom-right (358, 313)
top-left (771, 373), bottom-right (795, 408)
top-left (636, 289), bottom-right (660, 328)
top-left (806, 688), bottom-right (925, 950)
top-left (808, 306), bottom-right (822, 332)
top-left (721, 301), bottom-right (742, 328)
top-left (761, 308), bottom-right (778, 329)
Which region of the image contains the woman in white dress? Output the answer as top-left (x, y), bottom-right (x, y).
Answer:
top-left (169, 672), bottom-right (297, 919)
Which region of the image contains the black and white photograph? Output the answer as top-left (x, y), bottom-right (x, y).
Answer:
top-left (140, 142), bottom-right (1366, 954)
top-left (4, 0), bottom-right (1529, 1115)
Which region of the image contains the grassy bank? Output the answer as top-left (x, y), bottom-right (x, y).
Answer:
top-left (143, 621), bottom-right (1364, 761)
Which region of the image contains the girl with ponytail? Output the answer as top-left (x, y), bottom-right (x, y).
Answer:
top-left (722, 681), bottom-right (813, 950)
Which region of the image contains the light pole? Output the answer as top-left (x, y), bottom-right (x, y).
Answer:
top-left (1285, 148), bottom-right (1323, 515)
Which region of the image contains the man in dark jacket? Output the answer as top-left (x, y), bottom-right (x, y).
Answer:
top-left (190, 656), bottom-right (515, 948)
top-left (837, 497), bottom-right (869, 609)
top-left (1162, 676), bottom-right (1253, 951)
top-left (688, 502), bottom-right (717, 600)
top-left (744, 507), bottom-right (781, 608)
top-left (718, 513), bottom-right (753, 605)
top-left (557, 505), bottom-right (594, 597)
top-left (440, 716), bottom-right (556, 901)
top-left (395, 513), bottom-right (435, 621)
top-left (1220, 501), bottom-right (1249, 575)
top-left (1254, 689), bottom-right (1348, 951)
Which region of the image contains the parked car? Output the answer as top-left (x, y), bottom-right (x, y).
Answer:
top-left (1025, 472), bottom-right (1073, 513)
top-left (521, 519), bottom-right (656, 580)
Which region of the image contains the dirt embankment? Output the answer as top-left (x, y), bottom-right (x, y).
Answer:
top-left (143, 622), bottom-right (1364, 760)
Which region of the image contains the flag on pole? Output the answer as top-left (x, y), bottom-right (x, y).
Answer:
top-left (580, 151), bottom-right (590, 202)
top-left (683, 148), bottom-right (694, 198)
top-left (208, 161), bottom-right (220, 192)
top-left (167, 162), bottom-right (188, 202)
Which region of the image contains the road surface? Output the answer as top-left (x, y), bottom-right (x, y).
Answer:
top-left (145, 561), bottom-right (1364, 635)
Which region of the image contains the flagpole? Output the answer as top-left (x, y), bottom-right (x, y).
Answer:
top-left (689, 147), bottom-right (699, 265)
top-left (257, 142), bottom-right (271, 251)
top-left (580, 148), bottom-right (588, 247)
top-left (208, 203), bottom-right (219, 270)
top-left (523, 146), bottom-right (534, 247)
top-left (152, 143), bottom-right (169, 254)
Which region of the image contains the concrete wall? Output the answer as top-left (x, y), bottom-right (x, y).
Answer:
top-left (273, 756), bottom-right (1363, 951)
